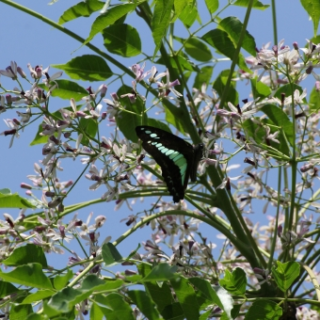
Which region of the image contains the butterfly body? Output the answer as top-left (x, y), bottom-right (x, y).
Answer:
top-left (136, 126), bottom-right (203, 202)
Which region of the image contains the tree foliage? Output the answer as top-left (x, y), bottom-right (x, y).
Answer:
top-left (0, 0), bottom-right (320, 319)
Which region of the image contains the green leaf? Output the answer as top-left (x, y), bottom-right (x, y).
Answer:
top-left (219, 16), bottom-right (256, 56)
top-left (102, 242), bottom-right (123, 266)
top-left (233, 0), bottom-right (269, 10)
top-left (162, 99), bottom-right (188, 134)
top-left (310, 34), bottom-right (320, 45)
top-left (193, 66), bottom-right (213, 89)
top-left (0, 263), bottom-right (53, 289)
top-left (30, 105), bottom-right (76, 146)
top-left (244, 299), bottom-right (282, 320)
top-left (0, 280), bottom-right (20, 298)
top-left (116, 85), bottom-right (145, 143)
top-left (91, 302), bottom-right (104, 320)
top-left (53, 269), bottom-right (74, 290)
top-left (58, 0), bottom-right (104, 24)
top-left (274, 83), bottom-right (305, 102)
top-left (260, 104), bottom-right (294, 147)
top-left (0, 188), bottom-right (10, 194)
top-left (127, 290), bottom-right (160, 320)
top-left (52, 55), bottom-right (112, 81)
top-left (22, 289), bottom-right (55, 304)
top-left (213, 69), bottom-right (239, 106)
top-left (137, 263), bottom-right (174, 314)
top-left (0, 191), bottom-right (35, 208)
top-left (3, 244), bottom-right (48, 268)
top-left (243, 116), bottom-right (291, 158)
top-left (179, 3), bottom-right (200, 28)
top-left (311, 299), bottom-right (320, 313)
top-left (184, 37), bottom-right (212, 62)
top-left (300, 0), bottom-right (320, 36)
top-left (231, 304), bottom-right (242, 318)
top-left (309, 84), bottom-right (320, 112)
top-left (79, 117), bottom-right (98, 146)
top-left (83, 276), bottom-right (124, 293)
top-left (152, 0), bottom-right (175, 55)
top-left (102, 293), bottom-right (135, 320)
top-left (47, 80), bottom-right (88, 101)
top-left (173, 0), bottom-right (187, 19)
top-left (219, 268), bottom-right (247, 295)
top-left (49, 287), bottom-right (90, 313)
top-left (170, 276), bottom-right (200, 320)
top-left (146, 119), bottom-right (172, 134)
top-left (49, 276), bottom-right (120, 313)
top-left (85, 3), bottom-right (137, 44)
top-left (103, 24), bottom-right (141, 57)
top-left (143, 263), bottom-right (177, 281)
top-left (157, 52), bottom-right (194, 71)
top-left (9, 304), bottom-right (33, 320)
top-left (30, 123), bottom-right (48, 146)
top-left (200, 310), bottom-right (212, 320)
top-left (202, 29), bottom-right (250, 72)
top-left (80, 274), bottom-right (108, 291)
top-left (205, 0), bottom-right (219, 14)
top-left (161, 302), bottom-right (184, 320)
top-left (251, 78), bottom-right (272, 99)
top-left (272, 261), bottom-right (300, 292)
top-left (42, 300), bottom-right (67, 318)
top-left (189, 277), bottom-right (223, 309)
top-left (26, 314), bottom-right (48, 320)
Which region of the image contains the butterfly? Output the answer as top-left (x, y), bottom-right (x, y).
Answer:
top-left (136, 125), bottom-right (204, 202)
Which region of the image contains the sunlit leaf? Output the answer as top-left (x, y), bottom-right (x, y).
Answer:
top-left (219, 16), bottom-right (256, 56)
top-left (128, 290), bottom-right (160, 320)
top-left (300, 0), bottom-right (320, 36)
top-left (170, 276), bottom-right (200, 320)
top-left (47, 80), bottom-right (88, 101)
top-left (52, 55), bottom-right (112, 81)
top-left (219, 268), bottom-right (247, 295)
top-left (244, 300), bottom-right (282, 319)
top-left (3, 244), bottom-right (47, 268)
top-left (205, 0), bottom-right (219, 14)
top-left (103, 24), bottom-right (141, 57)
top-left (58, 0), bottom-right (104, 24)
top-left (102, 243), bottom-right (123, 266)
top-left (193, 66), bottom-right (213, 89)
top-left (272, 261), bottom-right (300, 292)
top-left (184, 37), bottom-right (212, 62)
top-left (85, 3), bottom-right (137, 44)
top-left (213, 69), bottom-right (239, 106)
top-left (152, 0), bottom-right (175, 55)
top-left (202, 29), bottom-right (250, 72)
top-left (0, 190), bottom-right (35, 209)
top-left (0, 263), bottom-right (53, 289)
top-left (233, 0), bottom-right (269, 10)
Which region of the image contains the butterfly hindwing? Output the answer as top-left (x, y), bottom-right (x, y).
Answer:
top-left (136, 126), bottom-right (197, 202)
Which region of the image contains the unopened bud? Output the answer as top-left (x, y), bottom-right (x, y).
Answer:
top-left (45, 191), bottom-right (56, 197)
top-left (6, 95), bottom-right (12, 105)
top-left (4, 129), bottom-right (17, 136)
top-left (21, 183), bottom-right (32, 190)
top-left (17, 67), bottom-right (26, 78)
top-left (99, 84), bottom-right (107, 98)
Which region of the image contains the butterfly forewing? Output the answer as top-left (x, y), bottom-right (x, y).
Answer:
top-left (136, 126), bottom-right (195, 202)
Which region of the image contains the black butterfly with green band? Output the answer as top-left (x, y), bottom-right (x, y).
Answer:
top-left (136, 125), bottom-right (204, 203)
